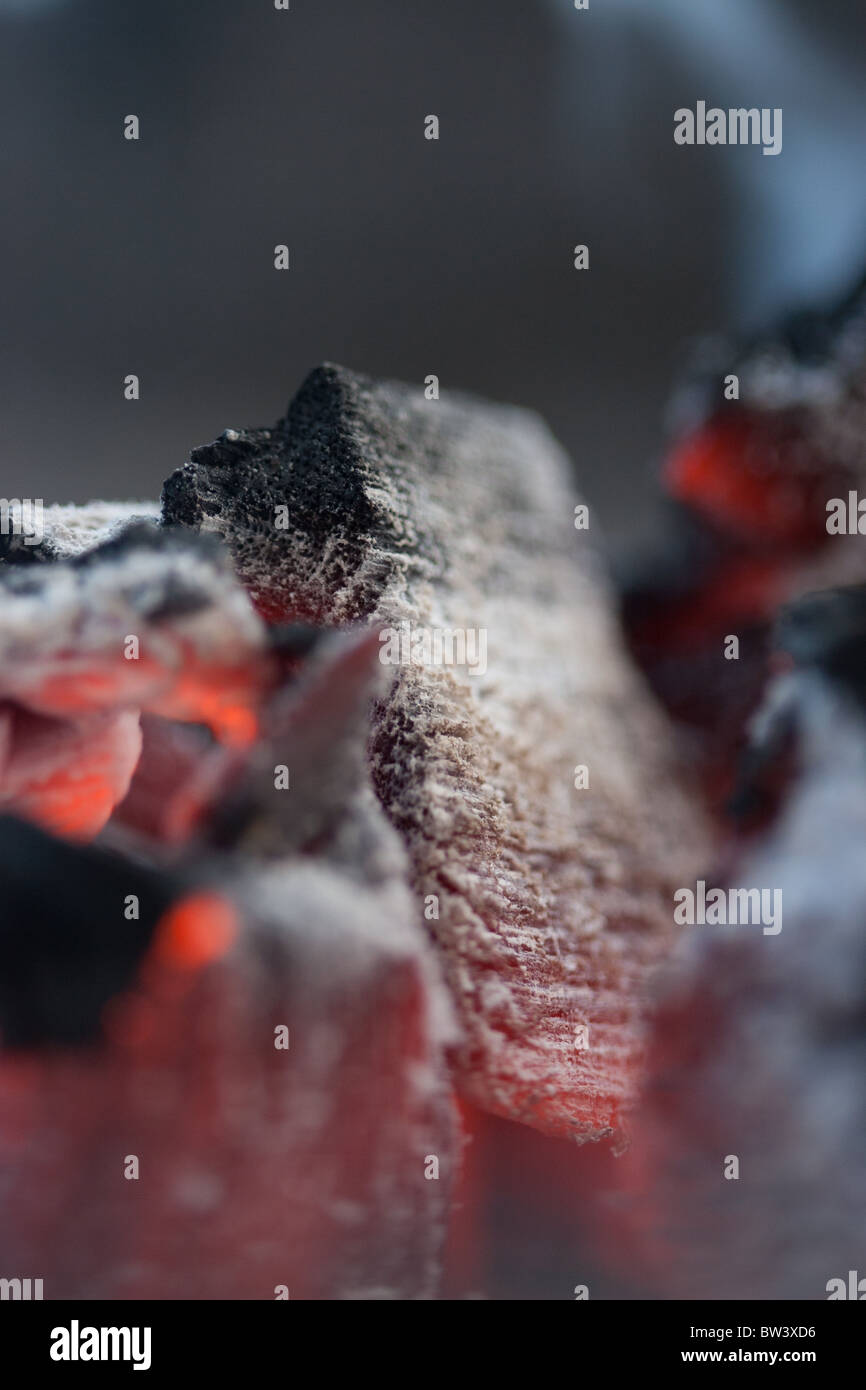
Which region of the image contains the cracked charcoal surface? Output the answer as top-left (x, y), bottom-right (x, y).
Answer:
top-left (164, 363), bottom-right (712, 1143)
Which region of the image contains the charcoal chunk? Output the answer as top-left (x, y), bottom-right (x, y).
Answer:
top-left (164, 364), bottom-right (711, 1144)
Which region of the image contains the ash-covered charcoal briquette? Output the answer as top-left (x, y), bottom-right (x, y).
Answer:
top-left (623, 261), bottom-right (866, 817)
top-left (164, 363), bottom-right (712, 1145)
top-left (0, 521), bottom-right (273, 837)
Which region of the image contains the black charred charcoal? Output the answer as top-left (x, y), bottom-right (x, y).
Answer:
top-left (0, 502), bottom-right (161, 567)
top-left (0, 815), bottom-right (175, 1047)
top-left (776, 582), bottom-right (866, 702)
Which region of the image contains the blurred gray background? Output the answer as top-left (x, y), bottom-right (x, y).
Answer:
top-left (2, 0), bottom-right (866, 544)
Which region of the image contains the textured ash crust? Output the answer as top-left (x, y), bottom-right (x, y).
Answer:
top-left (164, 363), bottom-right (712, 1144)
top-left (0, 523), bottom-right (265, 680)
top-left (0, 500), bottom-right (160, 564)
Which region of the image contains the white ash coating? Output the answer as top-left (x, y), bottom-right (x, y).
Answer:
top-left (164, 363), bottom-right (712, 1144)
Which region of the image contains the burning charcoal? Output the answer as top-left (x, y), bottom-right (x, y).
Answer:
top-left (621, 265), bottom-right (866, 817)
top-left (0, 510), bottom-right (457, 1299)
top-left (0, 822), bottom-right (457, 1297)
top-left (0, 815), bottom-right (175, 1048)
top-left (163, 363), bottom-right (711, 1145)
top-left (664, 265), bottom-right (866, 544)
top-left (606, 584), bottom-right (866, 1298)
top-left (0, 523), bottom-right (274, 837)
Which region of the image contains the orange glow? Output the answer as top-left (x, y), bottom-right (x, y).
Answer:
top-left (665, 413), bottom-right (829, 548)
top-left (149, 659), bottom-right (266, 747)
top-left (21, 775), bottom-right (118, 840)
top-left (150, 892), bottom-right (239, 972)
top-left (194, 695), bottom-right (258, 747)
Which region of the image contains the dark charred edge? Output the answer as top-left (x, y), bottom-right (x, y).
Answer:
top-left (160, 363), bottom-right (431, 621)
top-left (775, 582), bottom-right (866, 711)
top-left (0, 520), bottom-right (245, 629)
top-left (776, 582), bottom-right (866, 671)
top-left (0, 815), bottom-right (178, 1048)
top-left (267, 623), bottom-right (324, 658)
top-left (68, 519), bottom-right (226, 568)
top-left (727, 705), bottom-right (798, 830)
top-left (0, 517), bottom-right (195, 569)
top-left (0, 533), bottom-right (61, 565)
top-left (729, 583), bottom-right (866, 825)
top-left (162, 365), bottom-right (378, 546)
